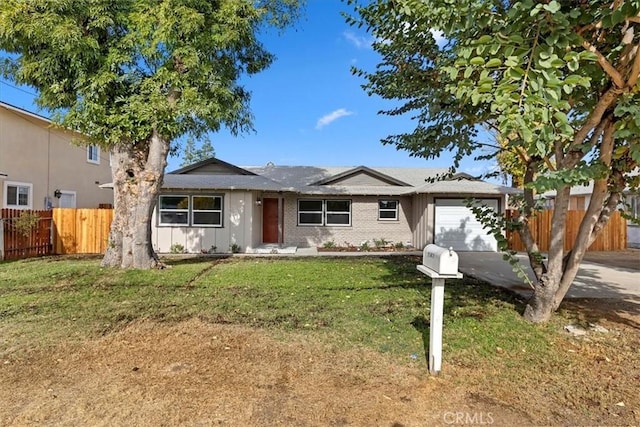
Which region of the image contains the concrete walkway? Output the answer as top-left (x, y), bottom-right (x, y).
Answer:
top-left (457, 252), bottom-right (640, 301)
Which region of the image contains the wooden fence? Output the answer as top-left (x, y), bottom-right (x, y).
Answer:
top-left (52, 208), bottom-right (113, 254)
top-left (506, 210), bottom-right (627, 252)
top-left (1, 209), bottom-right (54, 260)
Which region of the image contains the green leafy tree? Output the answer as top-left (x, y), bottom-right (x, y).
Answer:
top-left (0, 0), bottom-right (300, 269)
top-left (348, 0), bottom-right (640, 322)
top-left (180, 136), bottom-right (216, 167)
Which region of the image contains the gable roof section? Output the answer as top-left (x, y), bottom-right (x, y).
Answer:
top-left (169, 157), bottom-right (257, 176)
top-left (310, 166), bottom-right (411, 187)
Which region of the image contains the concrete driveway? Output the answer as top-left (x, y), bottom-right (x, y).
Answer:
top-left (457, 250), bottom-right (640, 301)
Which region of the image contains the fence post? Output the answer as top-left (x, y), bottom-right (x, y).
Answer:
top-left (0, 218), bottom-right (4, 261)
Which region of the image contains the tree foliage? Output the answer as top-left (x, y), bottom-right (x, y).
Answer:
top-left (180, 136), bottom-right (216, 167)
top-left (0, 0), bottom-right (300, 269)
top-left (348, 0), bottom-right (640, 322)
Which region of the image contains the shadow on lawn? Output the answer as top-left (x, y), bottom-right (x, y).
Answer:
top-left (371, 256), bottom-right (529, 365)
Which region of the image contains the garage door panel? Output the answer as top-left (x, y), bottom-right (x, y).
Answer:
top-left (434, 199), bottom-right (498, 252)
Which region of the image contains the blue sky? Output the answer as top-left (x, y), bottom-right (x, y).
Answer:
top-left (0, 1), bottom-right (495, 176)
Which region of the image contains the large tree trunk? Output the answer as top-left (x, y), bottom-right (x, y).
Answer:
top-left (522, 184), bottom-right (571, 323)
top-left (101, 130), bottom-right (170, 269)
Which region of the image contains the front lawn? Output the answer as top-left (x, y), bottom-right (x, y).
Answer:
top-left (1, 255), bottom-right (638, 425)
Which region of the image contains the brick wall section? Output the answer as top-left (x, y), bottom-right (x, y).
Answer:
top-left (283, 195), bottom-right (414, 248)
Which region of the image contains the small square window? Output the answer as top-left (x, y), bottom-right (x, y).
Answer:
top-left (4, 181), bottom-right (32, 209)
top-left (378, 199), bottom-right (399, 221)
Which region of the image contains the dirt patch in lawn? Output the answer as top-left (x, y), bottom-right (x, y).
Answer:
top-left (1, 299), bottom-right (639, 426)
top-left (0, 320), bottom-right (529, 427)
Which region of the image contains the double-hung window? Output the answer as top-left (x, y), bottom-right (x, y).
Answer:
top-left (4, 181), bottom-right (32, 209)
top-left (159, 195), bottom-right (189, 225)
top-left (298, 200), bottom-right (323, 225)
top-left (158, 195), bottom-right (223, 227)
top-left (298, 199), bottom-right (351, 226)
top-left (378, 199), bottom-right (399, 221)
top-left (192, 196), bottom-right (223, 227)
top-left (87, 145), bottom-right (100, 164)
top-left (325, 200), bottom-right (351, 225)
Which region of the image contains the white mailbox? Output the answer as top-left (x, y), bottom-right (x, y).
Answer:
top-left (422, 244), bottom-right (459, 276)
top-left (416, 244), bottom-right (462, 375)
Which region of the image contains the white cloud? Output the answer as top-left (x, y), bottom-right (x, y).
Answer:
top-left (315, 108), bottom-right (354, 130)
top-left (343, 31), bottom-right (374, 49)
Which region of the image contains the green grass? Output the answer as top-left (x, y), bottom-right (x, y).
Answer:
top-left (3, 255), bottom-right (638, 425)
top-left (0, 255), bottom-right (555, 364)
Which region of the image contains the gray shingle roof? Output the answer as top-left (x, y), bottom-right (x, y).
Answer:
top-left (162, 174), bottom-right (288, 192)
top-left (160, 160), bottom-right (516, 196)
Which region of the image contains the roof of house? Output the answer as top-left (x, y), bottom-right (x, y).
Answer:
top-left (162, 157), bottom-right (517, 196)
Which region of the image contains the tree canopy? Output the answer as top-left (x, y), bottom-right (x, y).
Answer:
top-left (0, 0), bottom-right (300, 269)
top-left (180, 136), bottom-right (216, 167)
top-left (348, 0), bottom-right (640, 322)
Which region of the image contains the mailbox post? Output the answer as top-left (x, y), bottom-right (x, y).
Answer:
top-left (417, 244), bottom-right (463, 375)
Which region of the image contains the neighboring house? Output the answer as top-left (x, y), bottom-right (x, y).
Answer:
top-left (0, 101), bottom-right (113, 210)
top-left (151, 157), bottom-right (516, 253)
top-left (542, 182), bottom-right (640, 248)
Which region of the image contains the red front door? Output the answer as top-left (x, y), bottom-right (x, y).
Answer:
top-left (262, 198), bottom-right (279, 243)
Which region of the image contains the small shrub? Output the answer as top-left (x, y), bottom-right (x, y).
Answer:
top-left (373, 237), bottom-right (390, 248)
top-left (322, 240), bottom-right (336, 249)
top-left (394, 242), bottom-right (405, 250)
top-left (11, 211), bottom-right (41, 237)
top-left (359, 241), bottom-right (370, 251)
top-left (230, 243), bottom-right (242, 253)
top-left (169, 243), bottom-right (185, 254)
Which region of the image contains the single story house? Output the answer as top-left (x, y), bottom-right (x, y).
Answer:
top-left (151, 158), bottom-right (516, 254)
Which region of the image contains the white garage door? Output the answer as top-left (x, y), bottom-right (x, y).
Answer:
top-left (434, 199), bottom-right (499, 251)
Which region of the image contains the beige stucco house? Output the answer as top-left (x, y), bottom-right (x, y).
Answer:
top-left (0, 101), bottom-right (113, 210)
top-left (152, 157), bottom-right (516, 254)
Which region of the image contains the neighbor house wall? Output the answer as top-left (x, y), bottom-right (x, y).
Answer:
top-left (152, 190), bottom-right (257, 253)
top-left (0, 104), bottom-right (113, 209)
top-left (282, 195), bottom-right (413, 247)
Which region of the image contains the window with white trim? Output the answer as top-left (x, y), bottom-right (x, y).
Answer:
top-left (298, 200), bottom-right (323, 225)
top-left (158, 195), bottom-right (224, 227)
top-left (4, 181), bottom-right (32, 209)
top-left (298, 199), bottom-right (351, 226)
top-left (159, 195), bottom-right (189, 225)
top-left (378, 199), bottom-right (399, 221)
top-left (87, 145), bottom-right (100, 164)
top-left (192, 196), bottom-right (223, 227)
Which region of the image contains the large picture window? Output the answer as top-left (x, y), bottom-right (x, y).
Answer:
top-left (298, 199), bottom-right (351, 226)
top-left (378, 199), bottom-right (399, 221)
top-left (158, 195), bottom-right (224, 227)
top-left (4, 181), bottom-right (32, 209)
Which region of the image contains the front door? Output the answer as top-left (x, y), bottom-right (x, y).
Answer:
top-left (262, 198), bottom-right (279, 244)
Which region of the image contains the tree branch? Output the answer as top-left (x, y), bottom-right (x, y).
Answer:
top-left (582, 39), bottom-right (626, 88)
top-left (565, 87), bottom-right (620, 163)
top-left (627, 43), bottom-right (640, 88)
